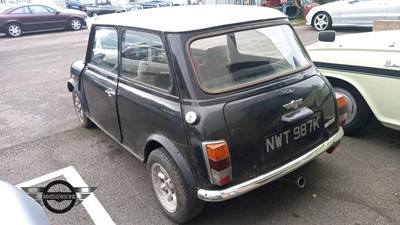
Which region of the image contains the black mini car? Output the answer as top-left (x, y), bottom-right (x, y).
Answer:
top-left (68, 6), bottom-right (346, 223)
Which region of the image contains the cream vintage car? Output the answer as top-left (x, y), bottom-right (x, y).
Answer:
top-left (307, 30), bottom-right (400, 135)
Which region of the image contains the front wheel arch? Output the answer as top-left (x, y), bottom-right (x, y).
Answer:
top-left (72, 90), bottom-right (95, 128)
top-left (6, 22), bottom-right (23, 37)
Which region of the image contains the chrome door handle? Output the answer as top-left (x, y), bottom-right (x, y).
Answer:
top-left (105, 88), bottom-right (116, 97)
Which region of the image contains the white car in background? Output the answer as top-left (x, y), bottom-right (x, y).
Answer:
top-left (307, 30), bottom-right (400, 135)
top-left (306, 0), bottom-right (400, 31)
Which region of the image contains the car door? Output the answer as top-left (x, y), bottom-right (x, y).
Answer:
top-left (82, 26), bottom-right (121, 141)
top-left (117, 29), bottom-right (178, 157)
top-left (340, 0), bottom-right (388, 25)
top-left (28, 5), bottom-right (60, 30)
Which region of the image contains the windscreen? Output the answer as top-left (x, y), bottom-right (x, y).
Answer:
top-left (189, 24), bottom-right (311, 92)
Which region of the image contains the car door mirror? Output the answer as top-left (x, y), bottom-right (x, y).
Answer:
top-left (318, 31), bottom-right (336, 42)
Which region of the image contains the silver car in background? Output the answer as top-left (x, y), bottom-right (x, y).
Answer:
top-left (306, 0), bottom-right (400, 31)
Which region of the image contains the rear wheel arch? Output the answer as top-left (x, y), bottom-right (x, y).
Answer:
top-left (147, 146), bottom-right (204, 223)
top-left (144, 136), bottom-right (199, 195)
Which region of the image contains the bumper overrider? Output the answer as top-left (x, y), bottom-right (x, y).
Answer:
top-left (197, 127), bottom-right (344, 202)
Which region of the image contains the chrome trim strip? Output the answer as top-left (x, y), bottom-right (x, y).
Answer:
top-left (197, 127), bottom-right (344, 202)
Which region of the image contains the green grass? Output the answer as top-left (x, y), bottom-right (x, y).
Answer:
top-left (289, 18), bottom-right (306, 25)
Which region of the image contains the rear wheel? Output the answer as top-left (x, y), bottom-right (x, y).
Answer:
top-left (333, 83), bottom-right (372, 135)
top-left (69, 18), bottom-right (82, 30)
top-left (147, 147), bottom-right (204, 224)
top-left (313, 12), bottom-right (332, 31)
top-left (6, 23), bottom-right (22, 37)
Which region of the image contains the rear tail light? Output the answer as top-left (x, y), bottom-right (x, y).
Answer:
top-left (336, 93), bottom-right (347, 126)
top-left (202, 140), bottom-right (232, 186)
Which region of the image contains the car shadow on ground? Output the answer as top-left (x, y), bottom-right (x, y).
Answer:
top-left (348, 116), bottom-right (400, 148)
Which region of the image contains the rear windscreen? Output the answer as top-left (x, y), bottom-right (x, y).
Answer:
top-left (189, 24), bottom-right (311, 92)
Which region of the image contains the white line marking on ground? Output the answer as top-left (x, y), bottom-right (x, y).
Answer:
top-left (16, 167), bottom-right (66, 188)
top-left (16, 166), bottom-right (116, 225)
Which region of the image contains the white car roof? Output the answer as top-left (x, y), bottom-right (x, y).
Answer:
top-left (92, 5), bottom-right (287, 32)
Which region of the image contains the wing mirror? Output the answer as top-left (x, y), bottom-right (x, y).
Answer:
top-left (318, 30), bottom-right (336, 42)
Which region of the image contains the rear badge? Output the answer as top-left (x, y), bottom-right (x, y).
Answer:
top-left (283, 98), bottom-right (303, 110)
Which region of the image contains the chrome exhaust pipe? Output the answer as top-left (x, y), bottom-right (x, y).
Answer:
top-left (296, 176), bottom-right (306, 189)
top-left (280, 175), bottom-right (306, 189)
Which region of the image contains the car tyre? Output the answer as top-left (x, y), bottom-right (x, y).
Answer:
top-left (91, 12), bottom-right (98, 17)
top-left (69, 18), bottom-right (82, 30)
top-left (147, 147), bottom-right (204, 224)
top-left (6, 23), bottom-right (22, 37)
top-left (72, 90), bottom-right (95, 128)
top-left (333, 84), bottom-right (372, 135)
top-left (312, 12), bottom-right (332, 31)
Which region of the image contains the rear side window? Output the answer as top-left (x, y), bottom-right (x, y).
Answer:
top-left (89, 27), bottom-right (118, 74)
top-left (189, 25), bottom-right (310, 92)
top-left (121, 30), bottom-right (172, 91)
top-left (10, 6), bottom-right (31, 14)
top-left (29, 5), bottom-right (51, 14)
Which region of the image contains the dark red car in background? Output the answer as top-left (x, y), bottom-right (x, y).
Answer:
top-left (0, 4), bottom-right (87, 37)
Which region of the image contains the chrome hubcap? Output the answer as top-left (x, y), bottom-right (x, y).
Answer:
top-left (314, 14), bottom-right (328, 31)
top-left (9, 25), bottom-right (21, 36)
top-left (71, 20), bottom-right (81, 30)
top-left (151, 163), bottom-right (177, 213)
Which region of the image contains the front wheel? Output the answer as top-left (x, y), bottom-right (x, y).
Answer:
top-left (72, 91), bottom-right (94, 128)
top-left (333, 85), bottom-right (372, 135)
top-left (147, 148), bottom-right (204, 224)
top-left (6, 23), bottom-right (22, 37)
top-left (313, 12), bottom-right (332, 31)
top-left (69, 18), bottom-right (82, 31)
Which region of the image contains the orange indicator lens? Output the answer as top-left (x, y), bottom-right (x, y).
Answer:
top-left (206, 142), bottom-right (229, 161)
top-left (336, 93), bottom-right (346, 109)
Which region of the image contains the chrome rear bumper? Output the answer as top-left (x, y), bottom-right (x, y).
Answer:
top-left (197, 127), bottom-right (344, 202)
